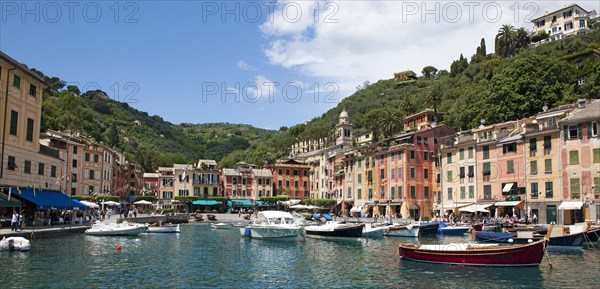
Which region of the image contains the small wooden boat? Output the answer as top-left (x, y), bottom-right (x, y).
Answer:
top-left (211, 223), bottom-right (230, 229)
top-left (0, 236), bottom-right (31, 251)
top-left (147, 224), bottom-right (180, 233)
top-left (386, 224), bottom-right (419, 237)
top-left (398, 238), bottom-right (548, 267)
top-left (547, 225), bottom-right (585, 247)
top-left (304, 223), bottom-right (364, 239)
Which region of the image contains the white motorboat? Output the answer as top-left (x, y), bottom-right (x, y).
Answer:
top-left (240, 211), bottom-right (302, 239)
top-left (85, 221), bottom-right (147, 236)
top-left (211, 223), bottom-right (230, 229)
top-left (386, 224), bottom-right (419, 237)
top-left (362, 223), bottom-right (387, 238)
top-left (147, 224), bottom-right (180, 233)
top-left (0, 236), bottom-right (31, 251)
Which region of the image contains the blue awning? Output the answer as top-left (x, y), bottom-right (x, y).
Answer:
top-left (0, 191), bottom-right (22, 207)
top-left (228, 199), bottom-right (253, 207)
top-left (192, 200), bottom-right (222, 205)
top-left (9, 188), bottom-right (89, 210)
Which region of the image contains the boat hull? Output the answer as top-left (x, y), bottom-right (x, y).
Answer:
top-left (0, 237), bottom-right (31, 251)
top-left (211, 223), bottom-right (230, 229)
top-left (438, 227), bottom-right (470, 235)
top-left (362, 227), bottom-right (387, 239)
top-left (85, 226), bottom-right (146, 236)
top-left (147, 225), bottom-right (180, 233)
top-left (305, 224), bottom-right (364, 239)
top-left (584, 227), bottom-right (600, 243)
top-left (417, 223), bottom-right (440, 236)
top-left (386, 225), bottom-right (419, 237)
top-left (548, 232), bottom-right (584, 247)
top-left (240, 226), bottom-right (300, 239)
top-left (398, 239), bottom-right (548, 267)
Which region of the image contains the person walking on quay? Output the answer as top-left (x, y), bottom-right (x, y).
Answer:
top-left (11, 211), bottom-right (18, 231)
top-left (133, 207), bottom-right (138, 218)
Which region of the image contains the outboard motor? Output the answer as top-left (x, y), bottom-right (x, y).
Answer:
top-left (8, 239), bottom-right (15, 251)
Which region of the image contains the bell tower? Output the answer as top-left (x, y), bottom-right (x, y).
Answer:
top-left (336, 109), bottom-right (353, 146)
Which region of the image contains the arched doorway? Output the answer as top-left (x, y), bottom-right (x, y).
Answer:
top-left (410, 204), bottom-right (420, 221)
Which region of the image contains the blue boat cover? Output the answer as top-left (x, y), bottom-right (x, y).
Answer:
top-left (322, 214), bottom-right (333, 221)
top-left (474, 231), bottom-right (516, 243)
top-left (10, 188), bottom-right (89, 210)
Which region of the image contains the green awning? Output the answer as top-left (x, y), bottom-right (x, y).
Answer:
top-left (0, 192), bottom-right (22, 207)
top-left (192, 200), bottom-right (222, 206)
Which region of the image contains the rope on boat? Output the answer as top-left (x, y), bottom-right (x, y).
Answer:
top-left (583, 231), bottom-right (596, 248)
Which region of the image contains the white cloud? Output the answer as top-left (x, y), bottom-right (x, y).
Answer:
top-left (237, 60), bottom-right (256, 71)
top-left (260, 1), bottom-right (590, 96)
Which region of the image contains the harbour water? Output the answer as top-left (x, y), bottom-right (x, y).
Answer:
top-left (1, 224), bottom-right (599, 288)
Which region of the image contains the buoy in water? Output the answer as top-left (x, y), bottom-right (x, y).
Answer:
top-left (116, 245), bottom-right (122, 252)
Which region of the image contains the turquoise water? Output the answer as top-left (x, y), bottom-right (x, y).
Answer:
top-left (1, 225), bottom-right (599, 288)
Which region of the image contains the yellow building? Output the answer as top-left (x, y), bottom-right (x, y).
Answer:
top-left (192, 159), bottom-right (221, 198)
top-left (0, 51), bottom-right (63, 190)
top-left (522, 105), bottom-right (572, 224)
top-left (531, 3), bottom-right (597, 43)
top-left (437, 131), bottom-right (478, 214)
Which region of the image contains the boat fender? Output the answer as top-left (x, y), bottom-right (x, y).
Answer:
top-left (528, 239), bottom-right (533, 243)
top-left (508, 239), bottom-right (514, 243)
top-left (244, 227), bottom-right (251, 237)
top-left (116, 245), bottom-right (122, 252)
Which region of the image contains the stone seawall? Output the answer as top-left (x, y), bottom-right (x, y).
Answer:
top-left (119, 214), bottom-right (189, 224)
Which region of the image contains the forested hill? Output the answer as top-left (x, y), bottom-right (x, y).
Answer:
top-left (219, 28), bottom-right (600, 166)
top-left (38, 79), bottom-right (274, 172)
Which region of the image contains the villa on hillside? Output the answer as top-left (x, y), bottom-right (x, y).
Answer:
top-left (530, 3), bottom-right (598, 45)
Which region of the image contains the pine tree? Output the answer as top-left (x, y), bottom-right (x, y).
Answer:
top-left (108, 122), bottom-right (120, 148)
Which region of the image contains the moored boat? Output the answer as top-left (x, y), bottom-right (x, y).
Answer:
top-left (304, 222), bottom-right (364, 239)
top-left (85, 221), bottom-right (147, 236)
top-left (0, 236), bottom-right (31, 251)
top-left (386, 224), bottom-right (419, 237)
top-left (147, 224), bottom-right (180, 233)
top-left (211, 223), bottom-right (230, 229)
top-left (398, 238), bottom-right (548, 266)
top-left (417, 222), bottom-right (440, 236)
top-left (584, 226), bottom-right (600, 243)
top-left (240, 211), bottom-right (301, 239)
top-left (547, 225), bottom-right (585, 247)
top-left (437, 222), bottom-right (470, 235)
top-left (474, 231), bottom-right (543, 244)
top-left (362, 224), bottom-right (387, 239)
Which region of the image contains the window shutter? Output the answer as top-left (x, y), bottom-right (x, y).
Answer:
top-left (588, 122), bottom-right (593, 138)
top-left (577, 124), bottom-right (582, 139)
top-left (563, 125), bottom-right (569, 139)
top-left (502, 145), bottom-right (507, 154)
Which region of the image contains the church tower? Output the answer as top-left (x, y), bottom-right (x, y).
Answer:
top-left (336, 109), bottom-right (353, 146)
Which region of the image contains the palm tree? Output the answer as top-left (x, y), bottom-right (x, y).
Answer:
top-left (377, 109), bottom-right (403, 143)
top-left (427, 84), bottom-right (443, 115)
top-left (399, 97), bottom-right (416, 116)
top-left (495, 24), bottom-right (516, 57)
top-left (514, 27), bottom-right (530, 49)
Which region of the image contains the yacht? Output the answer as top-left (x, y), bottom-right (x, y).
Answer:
top-left (240, 211), bottom-right (302, 239)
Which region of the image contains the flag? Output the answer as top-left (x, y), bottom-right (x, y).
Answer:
top-left (17, 187), bottom-right (21, 194)
top-left (181, 169), bottom-right (187, 182)
top-left (7, 187), bottom-right (11, 201)
top-left (33, 183), bottom-right (36, 197)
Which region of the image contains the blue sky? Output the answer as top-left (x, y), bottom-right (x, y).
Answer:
top-left (1, 1), bottom-right (598, 129)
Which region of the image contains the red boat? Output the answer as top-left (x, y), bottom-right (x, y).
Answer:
top-left (397, 238), bottom-right (548, 267)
